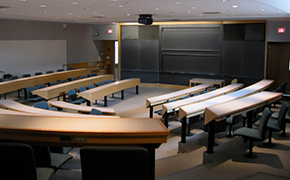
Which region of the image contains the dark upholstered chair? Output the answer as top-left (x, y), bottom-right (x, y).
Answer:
top-left (67, 89), bottom-right (87, 105)
top-left (90, 73), bottom-right (97, 77)
top-left (49, 81), bottom-right (58, 86)
top-left (78, 86), bottom-right (87, 92)
top-left (226, 114), bottom-right (243, 137)
top-left (87, 84), bottom-right (95, 89)
top-left (106, 79), bottom-right (113, 84)
top-left (0, 142), bottom-right (54, 180)
top-left (35, 72), bottom-right (43, 76)
top-left (234, 108), bottom-right (271, 158)
top-left (60, 79), bottom-right (68, 83)
top-left (97, 81), bottom-right (105, 86)
top-left (46, 70), bottom-right (54, 74)
top-left (57, 69), bottom-right (64, 72)
top-left (90, 108), bottom-right (102, 115)
top-left (26, 86), bottom-right (44, 102)
top-left (34, 101), bottom-right (58, 111)
top-left (22, 74), bottom-right (31, 78)
top-left (70, 77), bottom-right (78, 81)
top-left (81, 75), bottom-right (88, 79)
top-left (80, 146), bottom-right (149, 180)
top-left (32, 146), bottom-right (73, 171)
top-left (255, 102), bottom-right (289, 147)
top-left (38, 84), bottom-right (47, 89)
top-left (270, 102), bottom-right (290, 136)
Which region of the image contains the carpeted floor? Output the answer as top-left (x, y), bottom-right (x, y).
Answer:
top-left (6, 84), bottom-right (290, 180)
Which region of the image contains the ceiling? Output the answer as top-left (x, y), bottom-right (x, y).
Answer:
top-left (0, 0), bottom-right (290, 24)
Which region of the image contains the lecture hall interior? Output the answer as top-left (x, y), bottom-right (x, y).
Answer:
top-left (1, 0), bottom-right (290, 180)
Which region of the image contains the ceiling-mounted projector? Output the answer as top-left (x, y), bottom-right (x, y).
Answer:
top-left (138, 14), bottom-right (153, 25)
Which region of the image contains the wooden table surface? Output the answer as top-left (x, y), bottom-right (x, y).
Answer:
top-left (162, 83), bottom-right (243, 115)
top-left (179, 79), bottom-right (274, 120)
top-left (146, 83), bottom-right (212, 108)
top-left (0, 68), bottom-right (91, 94)
top-left (189, 78), bottom-right (225, 87)
top-left (32, 74), bottom-right (113, 100)
top-left (79, 78), bottom-right (140, 102)
top-left (0, 100), bottom-right (119, 118)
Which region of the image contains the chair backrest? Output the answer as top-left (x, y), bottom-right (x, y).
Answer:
top-left (26, 86), bottom-right (38, 98)
top-left (98, 81), bottom-right (105, 86)
top-left (35, 72), bottom-right (43, 76)
top-left (57, 69), bottom-right (64, 72)
top-left (38, 84), bottom-right (47, 89)
top-left (275, 81), bottom-right (288, 94)
top-left (81, 75), bottom-right (88, 79)
top-left (46, 70), bottom-right (54, 74)
top-left (0, 142), bottom-right (38, 180)
top-left (71, 77), bottom-right (78, 81)
top-left (0, 78), bottom-right (3, 82)
top-left (9, 76), bottom-right (19, 80)
top-left (90, 73), bottom-right (97, 77)
top-left (68, 89), bottom-right (77, 102)
top-left (22, 74), bottom-right (31, 78)
top-left (49, 81), bottom-right (58, 86)
top-left (106, 79), bottom-right (113, 84)
top-left (34, 101), bottom-right (49, 110)
top-left (87, 84), bottom-right (95, 89)
top-left (90, 108), bottom-right (102, 115)
top-left (277, 102), bottom-right (290, 130)
top-left (80, 146), bottom-right (149, 180)
top-left (259, 108), bottom-right (272, 140)
top-left (78, 86), bottom-right (87, 92)
top-left (60, 79), bottom-right (68, 83)
top-left (231, 78), bottom-right (238, 84)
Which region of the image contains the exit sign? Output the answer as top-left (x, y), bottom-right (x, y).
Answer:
top-left (278, 27), bottom-right (286, 33)
top-left (108, 29), bottom-right (113, 34)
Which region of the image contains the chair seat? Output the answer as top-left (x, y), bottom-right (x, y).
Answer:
top-left (234, 127), bottom-right (262, 141)
top-left (267, 120), bottom-right (281, 131)
top-left (29, 96), bottom-right (45, 102)
top-left (271, 112), bottom-right (290, 120)
top-left (51, 153), bottom-right (73, 170)
top-left (71, 98), bottom-right (87, 105)
top-left (36, 167), bottom-right (55, 180)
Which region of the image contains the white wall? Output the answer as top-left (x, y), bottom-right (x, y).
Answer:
top-left (0, 40), bottom-right (66, 77)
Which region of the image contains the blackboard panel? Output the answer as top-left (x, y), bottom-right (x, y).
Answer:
top-left (121, 39), bottom-right (140, 69)
top-left (243, 41), bottom-right (265, 78)
top-left (222, 41), bottom-right (244, 76)
top-left (224, 24), bottom-right (245, 41)
top-left (162, 55), bottom-right (221, 75)
top-left (140, 40), bottom-right (159, 71)
top-left (245, 23), bottom-right (265, 41)
top-left (121, 70), bottom-right (159, 83)
top-left (161, 26), bottom-right (221, 51)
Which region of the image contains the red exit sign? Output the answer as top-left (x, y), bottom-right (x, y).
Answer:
top-left (278, 27), bottom-right (286, 33)
top-left (108, 29), bottom-right (113, 34)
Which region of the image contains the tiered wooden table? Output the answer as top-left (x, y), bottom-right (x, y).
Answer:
top-left (189, 78), bottom-right (225, 87)
top-left (32, 74), bottom-right (113, 100)
top-left (146, 84), bottom-right (212, 118)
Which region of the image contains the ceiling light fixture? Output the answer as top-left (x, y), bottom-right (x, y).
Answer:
top-left (40, 5), bottom-right (46, 8)
top-left (232, 5), bottom-right (238, 8)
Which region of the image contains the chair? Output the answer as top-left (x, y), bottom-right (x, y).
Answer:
top-left (49, 81), bottom-right (58, 86)
top-left (60, 79), bottom-right (68, 83)
top-left (90, 73), bottom-right (97, 77)
top-left (260, 102), bottom-right (289, 147)
top-left (3, 74), bottom-right (12, 81)
top-left (34, 101), bottom-right (58, 111)
top-left (67, 89), bottom-right (87, 105)
top-left (22, 74), bottom-right (31, 78)
top-left (233, 108), bottom-right (271, 158)
top-left (9, 75), bottom-right (19, 80)
top-left (271, 81), bottom-right (288, 108)
top-left (0, 142), bottom-right (54, 180)
top-left (35, 72), bottom-right (43, 76)
top-left (57, 69), bottom-right (64, 72)
top-left (97, 81), bottom-right (105, 86)
top-left (106, 79), bottom-right (113, 84)
top-left (80, 146), bottom-right (149, 180)
top-left (270, 102), bottom-right (290, 136)
top-left (26, 86), bottom-right (44, 102)
top-left (78, 86), bottom-right (87, 92)
top-left (38, 84), bottom-right (47, 89)
top-left (90, 108), bottom-right (102, 115)
top-left (231, 78), bottom-right (238, 84)
top-left (87, 84), bottom-right (95, 89)
top-left (81, 75), bottom-right (88, 79)
top-left (32, 145), bottom-right (73, 171)
top-left (71, 77), bottom-right (78, 81)
top-left (46, 70), bottom-right (54, 74)
top-left (225, 114), bottom-right (243, 137)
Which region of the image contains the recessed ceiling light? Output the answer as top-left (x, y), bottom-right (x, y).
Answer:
top-left (222, 0), bottom-right (228, 2)
top-left (40, 5), bottom-right (46, 8)
top-left (232, 5), bottom-right (238, 8)
top-left (127, 14), bottom-right (130, 16)
top-left (68, 13), bottom-right (72, 16)
top-left (139, 9), bottom-right (143, 11)
top-left (192, 7), bottom-right (196, 9)
top-left (176, 2), bottom-right (182, 5)
top-left (73, 2), bottom-right (79, 5)
top-left (187, 11), bottom-right (191, 13)
top-left (118, 5), bottom-right (123, 8)
top-left (20, 0), bottom-right (26, 2)
top-left (261, 9), bottom-right (265, 11)
top-left (155, 8), bottom-right (160, 11)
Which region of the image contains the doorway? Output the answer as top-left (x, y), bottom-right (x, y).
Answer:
top-left (104, 41), bottom-right (119, 81)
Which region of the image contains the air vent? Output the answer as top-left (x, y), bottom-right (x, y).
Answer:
top-left (202, 12), bottom-right (221, 15)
